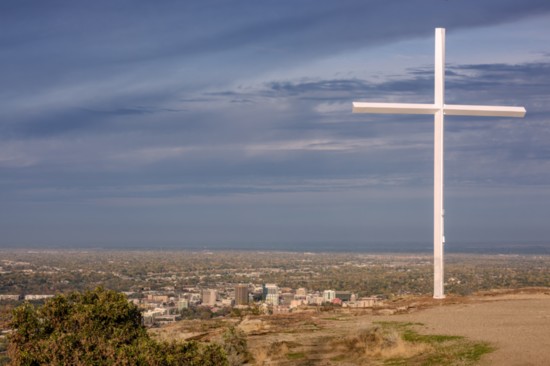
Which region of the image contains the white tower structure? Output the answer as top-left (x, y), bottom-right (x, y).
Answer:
top-left (352, 28), bottom-right (526, 299)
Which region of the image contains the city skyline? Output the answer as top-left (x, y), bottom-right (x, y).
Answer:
top-left (2, 1), bottom-right (550, 248)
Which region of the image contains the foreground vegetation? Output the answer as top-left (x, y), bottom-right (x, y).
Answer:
top-left (7, 287), bottom-right (231, 365)
top-left (236, 312), bottom-right (496, 365)
top-left (377, 322), bottom-right (494, 366)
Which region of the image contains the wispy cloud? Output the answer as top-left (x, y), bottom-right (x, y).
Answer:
top-left (2, 1), bottom-right (550, 245)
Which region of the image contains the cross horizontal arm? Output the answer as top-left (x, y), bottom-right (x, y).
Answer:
top-left (353, 102), bottom-right (438, 115)
top-left (444, 104), bottom-right (526, 118)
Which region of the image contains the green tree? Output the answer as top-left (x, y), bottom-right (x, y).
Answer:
top-left (8, 287), bottom-right (227, 366)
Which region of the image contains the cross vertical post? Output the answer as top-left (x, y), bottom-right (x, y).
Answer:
top-left (433, 28), bottom-right (445, 299)
top-left (352, 28), bottom-right (526, 299)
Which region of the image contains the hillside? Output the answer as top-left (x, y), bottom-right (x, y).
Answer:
top-left (152, 288), bottom-right (550, 365)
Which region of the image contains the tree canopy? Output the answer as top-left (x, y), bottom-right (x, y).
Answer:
top-left (8, 287), bottom-right (227, 366)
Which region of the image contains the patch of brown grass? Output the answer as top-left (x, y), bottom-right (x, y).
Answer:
top-left (331, 325), bottom-right (431, 360)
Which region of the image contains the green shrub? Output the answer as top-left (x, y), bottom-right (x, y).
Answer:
top-left (8, 287), bottom-right (227, 366)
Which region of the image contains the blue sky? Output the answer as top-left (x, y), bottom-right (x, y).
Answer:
top-left (2, 1), bottom-right (550, 249)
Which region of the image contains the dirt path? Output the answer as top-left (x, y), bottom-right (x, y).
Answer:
top-left (377, 293), bottom-right (550, 366)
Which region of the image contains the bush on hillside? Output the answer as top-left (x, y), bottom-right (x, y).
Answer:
top-left (8, 287), bottom-right (228, 366)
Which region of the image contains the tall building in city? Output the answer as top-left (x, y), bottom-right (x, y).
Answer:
top-left (323, 290), bottom-right (336, 303)
top-left (263, 283), bottom-right (279, 306)
top-left (201, 289), bottom-right (217, 306)
top-left (235, 284), bottom-right (249, 306)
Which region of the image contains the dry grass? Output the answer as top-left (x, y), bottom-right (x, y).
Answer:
top-left (330, 324), bottom-right (433, 364)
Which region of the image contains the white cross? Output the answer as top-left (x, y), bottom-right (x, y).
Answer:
top-left (352, 28), bottom-right (526, 299)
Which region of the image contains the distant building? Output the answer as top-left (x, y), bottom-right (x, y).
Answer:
top-left (323, 290), bottom-right (336, 303)
top-left (344, 297), bottom-right (381, 308)
top-left (263, 284), bottom-right (279, 306)
top-left (251, 286), bottom-right (264, 302)
top-left (177, 298), bottom-right (189, 310)
top-left (235, 284), bottom-right (249, 306)
top-left (142, 308), bottom-right (167, 326)
top-left (189, 293), bottom-right (202, 304)
top-left (335, 291), bottom-right (351, 302)
top-left (308, 294), bottom-right (323, 305)
top-left (147, 294), bottom-right (169, 303)
top-left (0, 294), bottom-right (22, 301)
top-left (221, 298), bottom-right (234, 307)
top-left (281, 293), bottom-right (294, 306)
top-left (201, 289), bottom-right (217, 306)
top-left (24, 294), bottom-right (54, 301)
top-left (155, 314), bottom-right (180, 325)
top-left (290, 299), bottom-right (306, 309)
top-left (296, 288), bottom-right (307, 297)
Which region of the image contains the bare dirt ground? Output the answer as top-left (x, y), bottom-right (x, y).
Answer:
top-left (243, 289), bottom-right (550, 365)
top-left (377, 290), bottom-right (550, 366)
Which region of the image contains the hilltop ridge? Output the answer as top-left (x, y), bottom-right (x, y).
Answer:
top-left (153, 288), bottom-right (550, 365)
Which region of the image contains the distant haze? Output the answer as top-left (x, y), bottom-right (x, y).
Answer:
top-left (3, 241), bottom-right (550, 256)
